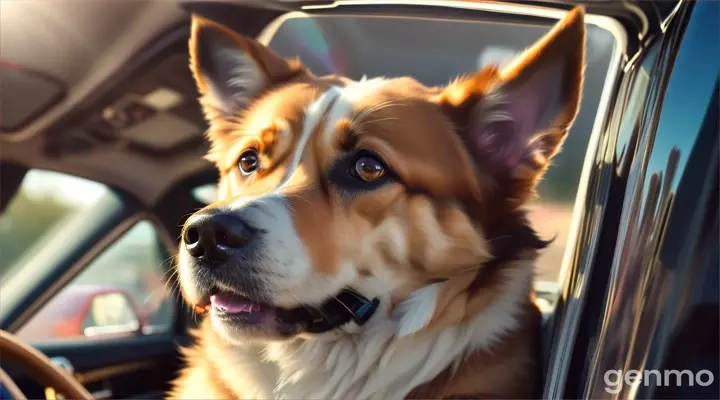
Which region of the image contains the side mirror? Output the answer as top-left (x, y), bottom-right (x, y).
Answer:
top-left (82, 291), bottom-right (142, 338)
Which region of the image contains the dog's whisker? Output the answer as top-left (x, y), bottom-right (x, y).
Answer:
top-left (177, 208), bottom-right (205, 229)
top-left (350, 100), bottom-right (399, 129)
top-left (288, 284), bottom-right (355, 337)
top-left (163, 269), bottom-right (179, 294)
top-left (285, 291), bottom-right (334, 327)
top-left (304, 281), bottom-right (357, 319)
top-left (285, 289), bottom-right (353, 336)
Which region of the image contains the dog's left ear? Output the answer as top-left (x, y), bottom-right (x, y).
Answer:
top-left (189, 15), bottom-right (308, 124)
top-left (435, 7), bottom-right (585, 205)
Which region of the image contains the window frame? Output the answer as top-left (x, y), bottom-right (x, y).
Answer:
top-left (542, 2), bottom-right (701, 398)
top-left (0, 181), bottom-right (185, 339)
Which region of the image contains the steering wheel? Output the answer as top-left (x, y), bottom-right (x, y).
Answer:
top-left (0, 330), bottom-right (93, 400)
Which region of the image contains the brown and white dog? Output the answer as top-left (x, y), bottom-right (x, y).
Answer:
top-left (170, 7), bottom-right (585, 400)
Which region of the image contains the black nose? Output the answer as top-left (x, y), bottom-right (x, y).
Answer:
top-left (183, 212), bottom-right (255, 265)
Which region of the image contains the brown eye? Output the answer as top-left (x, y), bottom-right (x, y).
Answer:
top-left (353, 155), bottom-right (386, 182)
top-left (238, 150), bottom-right (259, 175)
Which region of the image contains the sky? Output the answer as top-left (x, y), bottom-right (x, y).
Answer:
top-left (20, 169), bottom-right (108, 207)
top-left (645, 1), bottom-right (719, 187)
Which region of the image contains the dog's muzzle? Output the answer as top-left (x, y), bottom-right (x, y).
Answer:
top-left (182, 210), bottom-right (380, 334)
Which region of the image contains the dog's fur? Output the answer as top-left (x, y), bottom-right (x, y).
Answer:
top-left (169, 7), bottom-right (585, 400)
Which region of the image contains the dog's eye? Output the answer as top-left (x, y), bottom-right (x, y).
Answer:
top-left (238, 150), bottom-right (259, 175)
top-left (329, 151), bottom-right (394, 191)
top-left (352, 155), bottom-right (386, 182)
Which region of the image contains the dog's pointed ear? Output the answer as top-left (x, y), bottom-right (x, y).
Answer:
top-left (434, 7), bottom-right (585, 205)
top-left (189, 15), bottom-right (307, 123)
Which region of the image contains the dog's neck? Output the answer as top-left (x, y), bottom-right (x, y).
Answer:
top-left (202, 262), bottom-right (534, 400)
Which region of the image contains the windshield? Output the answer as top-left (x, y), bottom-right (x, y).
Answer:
top-left (0, 169), bottom-right (113, 284)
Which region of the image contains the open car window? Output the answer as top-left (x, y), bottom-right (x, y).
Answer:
top-left (0, 170), bottom-right (114, 285)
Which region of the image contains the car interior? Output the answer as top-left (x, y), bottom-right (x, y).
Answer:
top-left (0, 0), bottom-right (663, 398)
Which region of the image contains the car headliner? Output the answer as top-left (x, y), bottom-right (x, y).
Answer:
top-left (1, 0), bottom-right (193, 204)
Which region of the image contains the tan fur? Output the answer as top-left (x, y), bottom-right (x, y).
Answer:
top-left (169, 327), bottom-right (235, 400)
top-left (407, 305), bottom-right (542, 399)
top-left (171, 7), bottom-right (586, 399)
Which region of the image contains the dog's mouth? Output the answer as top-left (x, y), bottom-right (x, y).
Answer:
top-left (196, 289), bottom-right (305, 336)
top-left (194, 287), bottom-right (380, 336)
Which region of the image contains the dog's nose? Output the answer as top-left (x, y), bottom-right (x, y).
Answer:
top-left (183, 212), bottom-right (254, 265)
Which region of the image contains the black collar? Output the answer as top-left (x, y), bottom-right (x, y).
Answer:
top-left (276, 289), bottom-right (381, 334)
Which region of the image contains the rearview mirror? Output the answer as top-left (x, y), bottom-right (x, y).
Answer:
top-left (82, 292), bottom-right (141, 338)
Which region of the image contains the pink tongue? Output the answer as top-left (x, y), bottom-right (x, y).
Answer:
top-left (211, 292), bottom-right (260, 313)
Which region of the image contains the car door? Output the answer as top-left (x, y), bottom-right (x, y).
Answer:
top-left (541, 1), bottom-right (720, 398)
top-left (0, 167), bottom-right (190, 399)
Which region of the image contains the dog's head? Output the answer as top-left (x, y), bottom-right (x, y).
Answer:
top-left (178, 8), bottom-right (585, 343)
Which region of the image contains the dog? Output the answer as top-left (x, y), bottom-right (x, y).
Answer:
top-left (169, 6), bottom-right (585, 399)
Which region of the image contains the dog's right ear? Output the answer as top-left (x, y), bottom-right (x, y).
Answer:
top-left (433, 7), bottom-right (585, 206)
top-left (189, 15), bottom-right (306, 124)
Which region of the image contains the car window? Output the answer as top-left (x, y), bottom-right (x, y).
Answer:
top-left (0, 169), bottom-right (112, 284)
top-left (15, 220), bottom-right (175, 343)
top-left (191, 184), bottom-right (217, 205)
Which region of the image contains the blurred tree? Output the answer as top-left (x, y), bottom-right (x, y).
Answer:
top-left (0, 190), bottom-right (76, 273)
